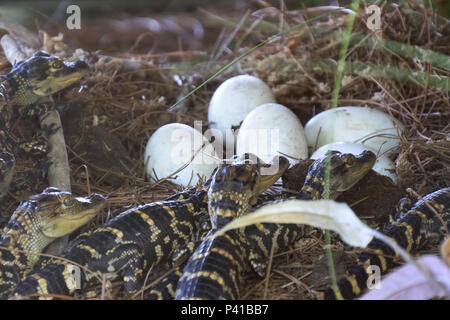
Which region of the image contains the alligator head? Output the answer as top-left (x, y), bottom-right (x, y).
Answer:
top-left (301, 150), bottom-right (377, 200)
top-left (3, 187), bottom-right (106, 256)
top-left (208, 153), bottom-right (290, 228)
top-left (0, 50), bottom-right (89, 106)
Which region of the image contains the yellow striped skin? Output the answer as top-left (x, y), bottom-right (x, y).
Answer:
top-left (0, 51), bottom-right (88, 204)
top-left (318, 187), bottom-right (450, 300)
top-left (175, 151), bottom-right (376, 300)
top-left (10, 187), bottom-right (210, 299)
top-left (0, 51), bottom-right (89, 195)
top-left (11, 150), bottom-right (379, 300)
top-left (0, 188), bottom-right (105, 297)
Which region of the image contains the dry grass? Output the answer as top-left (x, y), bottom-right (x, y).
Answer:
top-left (0, 0), bottom-right (448, 299)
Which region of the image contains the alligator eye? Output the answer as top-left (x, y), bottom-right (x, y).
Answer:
top-left (51, 60), bottom-right (63, 69)
top-left (63, 197), bottom-right (74, 207)
top-left (345, 154), bottom-right (355, 166)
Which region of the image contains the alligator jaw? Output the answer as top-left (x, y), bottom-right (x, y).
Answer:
top-left (41, 192), bottom-right (106, 238)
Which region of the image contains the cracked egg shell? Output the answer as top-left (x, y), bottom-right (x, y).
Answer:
top-left (208, 75), bottom-right (275, 154)
top-left (305, 106), bottom-right (402, 155)
top-left (236, 103), bottom-right (308, 166)
top-left (144, 123), bottom-right (219, 187)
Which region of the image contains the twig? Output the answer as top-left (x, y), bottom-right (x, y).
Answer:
top-left (168, 7), bottom-right (344, 111)
top-left (22, 293), bottom-right (79, 300)
top-left (41, 110), bottom-right (72, 191)
top-left (101, 274), bottom-right (108, 300)
top-left (263, 228), bottom-right (280, 299)
top-left (274, 269), bottom-right (313, 295)
top-left (132, 264), bottom-right (178, 298)
top-left (145, 141), bottom-right (208, 188)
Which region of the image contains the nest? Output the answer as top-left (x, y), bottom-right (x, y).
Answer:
top-left (0, 0), bottom-right (448, 299)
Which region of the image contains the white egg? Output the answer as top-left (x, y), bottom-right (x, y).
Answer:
top-left (236, 103), bottom-right (308, 166)
top-left (144, 123), bottom-right (219, 187)
top-left (311, 142), bottom-right (398, 184)
top-left (207, 75), bottom-right (275, 156)
top-left (304, 106), bottom-right (402, 155)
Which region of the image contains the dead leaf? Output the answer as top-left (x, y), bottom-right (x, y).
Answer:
top-left (215, 199), bottom-right (374, 247)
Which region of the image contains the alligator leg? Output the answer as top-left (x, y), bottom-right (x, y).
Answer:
top-left (87, 243), bottom-right (147, 293)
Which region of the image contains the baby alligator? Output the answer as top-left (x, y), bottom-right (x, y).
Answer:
top-left (145, 154), bottom-right (290, 300)
top-left (0, 51), bottom-right (88, 196)
top-left (10, 154), bottom-right (287, 299)
top-left (174, 150), bottom-right (376, 300)
top-left (0, 187), bottom-right (105, 296)
top-left (317, 187), bottom-right (450, 300)
top-left (0, 50), bottom-right (88, 154)
top-left (8, 185), bottom-right (209, 299)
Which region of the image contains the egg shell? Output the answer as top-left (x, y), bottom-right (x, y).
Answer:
top-left (236, 103), bottom-right (308, 166)
top-left (208, 75), bottom-right (275, 155)
top-left (144, 123), bottom-right (219, 187)
top-left (304, 106), bottom-right (402, 155)
top-left (311, 142), bottom-right (397, 184)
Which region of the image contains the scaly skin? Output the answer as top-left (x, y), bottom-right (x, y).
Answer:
top-left (0, 187), bottom-right (105, 296)
top-left (145, 265), bottom-right (185, 300)
top-left (174, 151), bottom-right (376, 300)
top-left (0, 50), bottom-right (89, 155)
top-left (11, 154), bottom-right (288, 300)
top-left (317, 187), bottom-right (450, 300)
top-left (0, 51), bottom-right (88, 200)
top-left (9, 186), bottom-right (210, 299)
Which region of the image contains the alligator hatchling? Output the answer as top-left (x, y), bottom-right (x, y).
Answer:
top-left (173, 150), bottom-right (376, 300)
top-left (317, 187), bottom-right (450, 299)
top-left (0, 187), bottom-right (105, 297)
top-left (172, 153), bottom-right (291, 300)
top-left (0, 50), bottom-right (88, 198)
top-left (4, 150), bottom-right (449, 300)
top-left (8, 153), bottom-right (287, 299)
